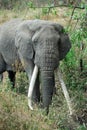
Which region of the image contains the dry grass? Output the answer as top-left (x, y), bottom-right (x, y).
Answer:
top-left (0, 7), bottom-right (76, 26)
top-left (0, 72), bottom-right (87, 130)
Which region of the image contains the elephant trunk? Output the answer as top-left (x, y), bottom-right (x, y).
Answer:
top-left (40, 70), bottom-right (55, 112)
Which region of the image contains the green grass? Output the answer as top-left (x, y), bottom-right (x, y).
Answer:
top-left (0, 72), bottom-right (87, 130)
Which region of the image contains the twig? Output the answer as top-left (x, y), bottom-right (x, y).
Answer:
top-left (80, 42), bottom-right (84, 72)
top-left (29, 4), bottom-right (85, 9)
top-left (68, 6), bottom-right (76, 27)
top-left (67, 3), bottom-right (84, 28)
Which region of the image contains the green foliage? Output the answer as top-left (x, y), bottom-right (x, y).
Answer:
top-left (41, 7), bottom-right (50, 15)
top-left (27, 1), bottom-right (35, 9)
top-left (51, 8), bottom-right (57, 15)
top-left (61, 5), bottom-right (87, 91)
top-left (0, 0), bottom-right (18, 9)
top-left (28, 1), bottom-right (34, 8)
top-left (77, 125), bottom-right (87, 130)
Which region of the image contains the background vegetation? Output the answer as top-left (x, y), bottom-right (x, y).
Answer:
top-left (0, 0), bottom-right (87, 130)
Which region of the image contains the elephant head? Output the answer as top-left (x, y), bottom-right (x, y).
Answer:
top-left (15, 20), bottom-right (71, 113)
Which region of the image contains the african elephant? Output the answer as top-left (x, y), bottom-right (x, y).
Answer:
top-left (0, 19), bottom-right (71, 113)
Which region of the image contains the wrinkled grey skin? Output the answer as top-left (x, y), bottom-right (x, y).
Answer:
top-left (0, 19), bottom-right (71, 112)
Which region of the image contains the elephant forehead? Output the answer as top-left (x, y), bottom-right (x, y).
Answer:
top-left (32, 25), bottom-right (59, 42)
top-left (40, 26), bottom-right (58, 35)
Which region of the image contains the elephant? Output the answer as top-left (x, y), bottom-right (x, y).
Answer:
top-left (0, 19), bottom-right (71, 113)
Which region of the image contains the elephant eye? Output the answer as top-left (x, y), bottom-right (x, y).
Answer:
top-left (33, 39), bottom-right (38, 43)
top-left (33, 38), bottom-right (38, 49)
top-left (33, 38), bottom-right (38, 45)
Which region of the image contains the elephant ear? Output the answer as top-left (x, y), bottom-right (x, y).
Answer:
top-left (59, 33), bottom-right (71, 60)
top-left (52, 23), bottom-right (71, 60)
top-left (15, 30), bottom-right (34, 60)
top-left (53, 23), bottom-right (64, 34)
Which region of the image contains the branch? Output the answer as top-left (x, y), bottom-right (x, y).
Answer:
top-left (28, 4), bottom-right (85, 9)
top-left (67, 6), bottom-right (76, 27)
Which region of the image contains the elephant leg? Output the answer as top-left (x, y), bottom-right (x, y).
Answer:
top-left (0, 54), bottom-right (6, 82)
top-left (7, 71), bottom-right (16, 88)
top-left (53, 86), bottom-right (56, 95)
top-left (0, 53), bottom-right (6, 74)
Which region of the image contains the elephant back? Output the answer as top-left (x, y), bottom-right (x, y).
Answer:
top-left (0, 19), bottom-right (23, 71)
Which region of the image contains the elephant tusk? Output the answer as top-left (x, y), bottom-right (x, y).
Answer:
top-left (28, 65), bottom-right (38, 110)
top-left (58, 69), bottom-right (73, 115)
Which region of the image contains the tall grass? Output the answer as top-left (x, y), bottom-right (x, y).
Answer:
top-left (0, 72), bottom-right (87, 130)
